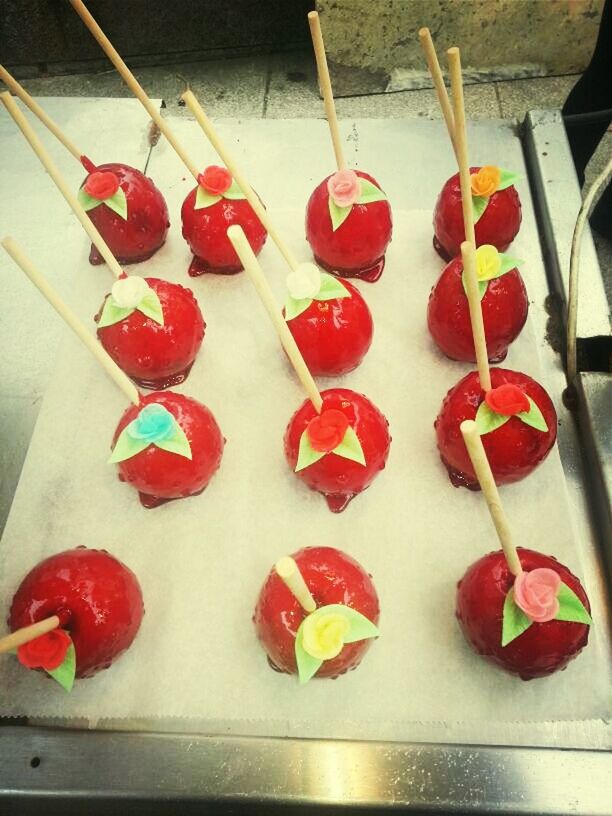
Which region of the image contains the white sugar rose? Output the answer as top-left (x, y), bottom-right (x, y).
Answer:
top-left (111, 276), bottom-right (150, 308)
top-left (286, 262), bottom-right (321, 300)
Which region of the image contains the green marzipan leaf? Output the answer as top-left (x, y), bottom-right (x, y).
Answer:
top-left (295, 429), bottom-right (326, 472)
top-left (331, 425), bottom-right (366, 466)
top-left (555, 583), bottom-right (593, 625)
top-left (498, 254), bottom-right (523, 276)
top-left (222, 180), bottom-right (246, 200)
top-left (137, 290), bottom-right (164, 326)
top-left (501, 589), bottom-right (533, 647)
top-left (472, 195), bottom-right (489, 223)
top-left (516, 396), bottom-right (548, 432)
top-left (285, 295), bottom-right (312, 321)
top-left (103, 188), bottom-right (128, 220)
top-left (498, 169), bottom-right (521, 191)
top-left (315, 273), bottom-right (351, 301)
top-left (328, 197), bottom-right (353, 232)
top-left (294, 626), bottom-right (323, 684)
top-left (154, 423), bottom-right (192, 459)
top-left (97, 297), bottom-right (135, 329)
top-left (356, 178), bottom-right (387, 204)
top-left (46, 642), bottom-right (76, 692)
top-left (195, 186), bottom-right (222, 210)
top-left (77, 187), bottom-right (102, 212)
top-left (474, 401), bottom-right (511, 436)
top-left (461, 271), bottom-right (488, 301)
top-left (108, 431), bottom-right (150, 464)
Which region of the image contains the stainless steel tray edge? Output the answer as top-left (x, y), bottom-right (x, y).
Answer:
top-left (0, 726), bottom-right (611, 815)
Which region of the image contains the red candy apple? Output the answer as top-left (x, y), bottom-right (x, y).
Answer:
top-left (79, 162), bottom-right (169, 265)
top-left (305, 169), bottom-right (392, 282)
top-left (9, 547), bottom-right (144, 679)
top-left (96, 276), bottom-right (205, 390)
top-left (427, 251), bottom-right (528, 363)
top-left (283, 266), bottom-right (373, 376)
top-left (254, 546), bottom-right (380, 679)
top-left (433, 166), bottom-right (522, 261)
top-left (435, 369), bottom-right (557, 489)
top-left (456, 548), bottom-right (591, 679)
top-left (181, 165), bottom-right (267, 276)
top-left (111, 391), bottom-right (224, 508)
top-left (284, 388), bottom-right (391, 512)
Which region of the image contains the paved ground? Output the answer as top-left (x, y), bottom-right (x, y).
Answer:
top-left (13, 50), bottom-right (612, 302)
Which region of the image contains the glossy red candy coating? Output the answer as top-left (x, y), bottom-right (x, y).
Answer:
top-left (181, 188), bottom-right (267, 276)
top-left (9, 547), bottom-right (144, 679)
top-left (112, 391), bottom-right (224, 508)
top-left (254, 546), bottom-right (380, 679)
top-left (305, 171), bottom-right (392, 282)
top-left (285, 281), bottom-right (373, 376)
top-left (81, 163), bottom-right (169, 265)
top-left (433, 168), bottom-right (522, 260)
top-left (456, 548), bottom-right (590, 680)
top-left (96, 277), bottom-right (205, 390)
top-left (435, 368), bottom-right (557, 489)
top-left (427, 257), bottom-right (528, 362)
top-left (284, 388), bottom-right (391, 512)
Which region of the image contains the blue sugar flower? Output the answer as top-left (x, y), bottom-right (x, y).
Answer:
top-left (127, 403), bottom-right (175, 442)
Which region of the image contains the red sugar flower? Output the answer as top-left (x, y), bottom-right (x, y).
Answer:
top-left (84, 171), bottom-right (120, 200)
top-left (485, 383), bottom-right (530, 416)
top-left (307, 409), bottom-right (349, 453)
top-left (198, 165), bottom-right (232, 196)
top-left (17, 628), bottom-right (71, 671)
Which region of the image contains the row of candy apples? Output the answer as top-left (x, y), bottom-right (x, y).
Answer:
top-left (0, 11), bottom-right (591, 694)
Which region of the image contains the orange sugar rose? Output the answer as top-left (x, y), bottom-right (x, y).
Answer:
top-left (470, 166), bottom-right (501, 198)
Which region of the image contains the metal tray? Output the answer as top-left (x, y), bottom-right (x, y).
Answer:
top-left (0, 108), bottom-right (609, 814)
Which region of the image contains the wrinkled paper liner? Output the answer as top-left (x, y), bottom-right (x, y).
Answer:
top-left (0, 209), bottom-right (609, 742)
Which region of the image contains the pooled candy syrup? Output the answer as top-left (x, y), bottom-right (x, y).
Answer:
top-left (314, 253), bottom-right (386, 284)
top-left (187, 255), bottom-right (243, 277)
top-left (129, 360), bottom-right (196, 391)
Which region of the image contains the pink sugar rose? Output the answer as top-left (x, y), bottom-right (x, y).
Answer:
top-left (327, 169), bottom-right (360, 208)
top-left (513, 568), bottom-right (561, 623)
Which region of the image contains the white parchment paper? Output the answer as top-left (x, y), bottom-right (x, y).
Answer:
top-left (0, 208), bottom-right (609, 737)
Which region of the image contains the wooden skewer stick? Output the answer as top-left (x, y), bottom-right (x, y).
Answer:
top-left (418, 28), bottom-right (457, 160)
top-left (461, 241), bottom-right (491, 391)
top-left (0, 65), bottom-right (84, 163)
top-left (227, 225), bottom-right (323, 413)
top-left (0, 92), bottom-right (124, 280)
top-left (308, 11), bottom-right (346, 171)
top-left (68, 0), bottom-right (199, 180)
top-left (0, 615), bottom-right (61, 656)
top-left (447, 47), bottom-right (475, 247)
top-left (180, 90), bottom-right (301, 273)
top-left (460, 421), bottom-right (522, 576)
top-left (2, 238), bottom-right (141, 406)
top-left (275, 557), bottom-right (317, 613)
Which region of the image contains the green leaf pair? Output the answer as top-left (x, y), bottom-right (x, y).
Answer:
top-left (295, 424), bottom-right (365, 472)
top-left (109, 404), bottom-right (192, 464)
top-left (285, 273), bottom-right (351, 321)
top-left (98, 289), bottom-right (164, 329)
top-left (502, 583), bottom-right (592, 647)
top-left (474, 396), bottom-right (548, 436)
top-left (78, 186), bottom-right (128, 220)
top-left (195, 180), bottom-right (245, 209)
top-left (294, 604), bottom-right (379, 684)
top-left (460, 252), bottom-right (523, 301)
top-left (328, 178), bottom-right (387, 232)
top-left (471, 168), bottom-right (521, 223)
